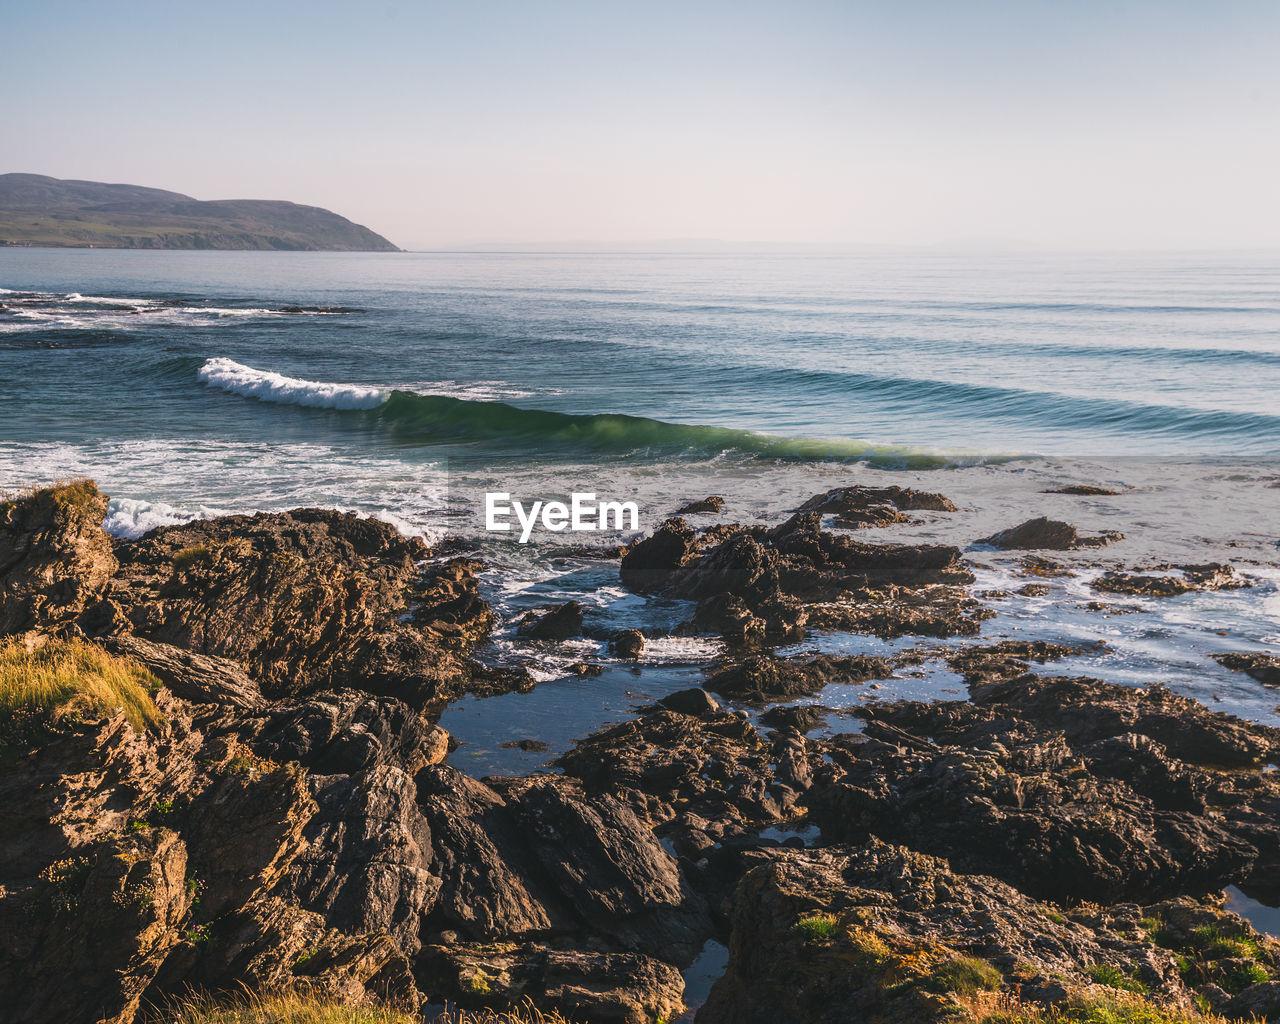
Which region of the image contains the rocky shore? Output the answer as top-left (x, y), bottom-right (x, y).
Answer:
top-left (2, 479), bottom-right (1280, 1024)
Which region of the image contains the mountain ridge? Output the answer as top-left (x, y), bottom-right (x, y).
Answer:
top-left (0, 173), bottom-right (400, 251)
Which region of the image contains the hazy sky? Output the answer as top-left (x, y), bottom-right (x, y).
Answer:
top-left (5, 0), bottom-right (1279, 250)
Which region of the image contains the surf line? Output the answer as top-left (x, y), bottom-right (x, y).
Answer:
top-left (485, 492), bottom-right (640, 544)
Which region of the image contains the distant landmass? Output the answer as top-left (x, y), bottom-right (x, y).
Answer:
top-left (0, 173), bottom-right (400, 251)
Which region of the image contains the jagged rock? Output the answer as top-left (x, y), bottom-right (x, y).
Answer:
top-left (558, 705), bottom-right (818, 840)
top-left (0, 828), bottom-right (191, 1024)
top-left (804, 675), bottom-right (1280, 904)
top-left (287, 765), bottom-right (439, 955)
top-left (102, 635), bottom-right (263, 708)
top-left (247, 690), bottom-right (450, 775)
top-left (706, 653), bottom-right (895, 702)
top-left (416, 767), bottom-right (710, 962)
top-left (798, 484), bottom-right (956, 529)
top-left (699, 840), bottom-right (1258, 1024)
top-left (945, 640), bottom-right (1080, 683)
top-left (611, 628), bottom-right (645, 659)
top-left (977, 516), bottom-right (1123, 550)
top-left (418, 942), bottom-right (685, 1024)
top-left (1094, 563), bottom-right (1247, 597)
top-left (92, 510), bottom-right (493, 704)
top-left (0, 480), bottom-right (116, 636)
top-left (517, 601), bottom-right (585, 641)
top-left (675, 496), bottom-right (725, 515)
top-left (1214, 652), bottom-right (1280, 687)
top-left (620, 517), bottom-right (699, 588)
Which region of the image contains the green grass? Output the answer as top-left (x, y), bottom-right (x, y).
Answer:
top-left (791, 913), bottom-right (841, 943)
top-left (927, 956), bottom-right (1004, 996)
top-left (154, 991), bottom-right (577, 1024)
top-left (173, 545), bottom-right (213, 571)
top-left (0, 476), bottom-right (101, 513)
top-left (980, 990), bottom-right (1234, 1023)
top-left (1085, 964), bottom-right (1149, 995)
top-left (0, 636), bottom-right (161, 734)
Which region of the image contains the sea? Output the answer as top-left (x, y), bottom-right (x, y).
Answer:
top-left (2, 246), bottom-right (1279, 773)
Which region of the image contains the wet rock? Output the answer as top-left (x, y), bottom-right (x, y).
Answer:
top-left (804, 674), bottom-right (1280, 904)
top-left (658, 688), bottom-right (721, 718)
top-left (417, 942), bottom-right (685, 1024)
top-left (0, 480), bottom-right (116, 636)
top-left (798, 484), bottom-right (956, 529)
top-left (760, 705), bottom-right (830, 734)
top-left (611, 628), bottom-right (645, 659)
top-left (668, 513), bottom-right (978, 642)
top-left (500, 738), bottom-right (550, 752)
top-left (620, 517), bottom-right (699, 588)
top-left (1214, 652), bottom-right (1280, 687)
top-left (945, 640), bottom-right (1080, 683)
top-left (675, 496), bottom-right (725, 515)
top-left (567, 661), bottom-right (604, 676)
top-left (706, 653), bottom-right (894, 702)
top-left (1045, 484), bottom-right (1124, 496)
top-left (558, 705), bottom-right (817, 838)
top-left (977, 516), bottom-right (1123, 550)
top-left (517, 600), bottom-right (585, 641)
top-left (1094, 562), bottom-right (1248, 597)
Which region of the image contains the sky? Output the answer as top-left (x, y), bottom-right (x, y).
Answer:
top-left (4, 0), bottom-right (1279, 250)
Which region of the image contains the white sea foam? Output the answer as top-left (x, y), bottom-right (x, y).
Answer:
top-left (102, 497), bottom-right (213, 539)
top-left (197, 357), bottom-right (388, 409)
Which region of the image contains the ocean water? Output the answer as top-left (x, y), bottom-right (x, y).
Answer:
top-left (2, 246), bottom-right (1280, 764)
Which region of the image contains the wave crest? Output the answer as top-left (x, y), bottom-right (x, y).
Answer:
top-left (198, 357), bottom-right (388, 410)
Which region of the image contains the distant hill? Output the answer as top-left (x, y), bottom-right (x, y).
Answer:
top-left (0, 174), bottom-right (400, 251)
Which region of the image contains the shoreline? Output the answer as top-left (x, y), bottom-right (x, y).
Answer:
top-left (2, 477), bottom-right (1280, 1023)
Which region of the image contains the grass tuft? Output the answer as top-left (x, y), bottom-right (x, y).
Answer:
top-left (979, 989), bottom-right (1238, 1023)
top-left (0, 477), bottom-right (101, 513)
top-left (927, 956), bottom-right (1004, 996)
top-left (791, 913), bottom-right (841, 944)
top-left (154, 990), bottom-right (577, 1024)
top-left (0, 636), bottom-right (161, 736)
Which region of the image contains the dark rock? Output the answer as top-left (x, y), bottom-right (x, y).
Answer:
top-left (706, 653), bottom-right (894, 702)
top-left (804, 675), bottom-right (1280, 904)
top-left (798, 484), bottom-right (955, 529)
top-left (567, 661), bottom-right (604, 676)
top-left (701, 840), bottom-right (1243, 1024)
top-left (760, 705), bottom-right (830, 734)
top-left (416, 768), bottom-right (710, 962)
top-left (248, 689), bottom-right (449, 775)
top-left (675, 496), bottom-right (725, 515)
top-left (517, 601), bottom-right (585, 641)
top-left (978, 516), bottom-right (1123, 550)
top-left (620, 518), bottom-right (699, 588)
top-left (499, 739), bottom-right (550, 752)
top-left (658, 688), bottom-right (721, 718)
top-left (611, 628), bottom-right (645, 659)
top-left (99, 510), bottom-right (494, 704)
top-left (287, 766), bottom-right (439, 956)
top-left (1094, 563), bottom-right (1248, 597)
top-left (1046, 484), bottom-right (1124, 495)
top-left (101, 635), bottom-right (263, 709)
top-left (417, 942), bottom-right (685, 1024)
top-left (1214, 652), bottom-right (1280, 687)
